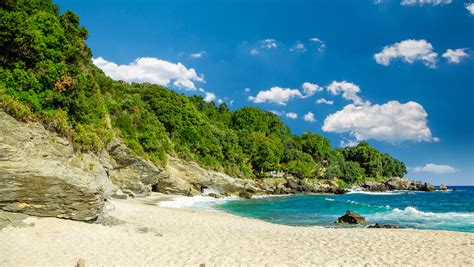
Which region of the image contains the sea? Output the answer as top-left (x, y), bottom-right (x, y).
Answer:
top-left (160, 186), bottom-right (474, 233)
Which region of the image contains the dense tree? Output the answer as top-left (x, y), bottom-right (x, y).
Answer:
top-left (0, 0), bottom-right (408, 184)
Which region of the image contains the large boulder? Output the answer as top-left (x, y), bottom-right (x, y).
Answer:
top-left (0, 110), bottom-right (111, 221)
top-left (360, 181), bottom-right (388, 192)
top-left (104, 139), bottom-right (162, 196)
top-left (336, 211), bottom-right (367, 224)
top-left (439, 184), bottom-right (448, 191)
top-left (385, 177), bottom-right (411, 190)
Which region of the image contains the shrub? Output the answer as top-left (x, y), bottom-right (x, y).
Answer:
top-left (0, 94), bottom-right (34, 121)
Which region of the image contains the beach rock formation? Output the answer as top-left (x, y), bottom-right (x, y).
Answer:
top-left (368, 223), bottom-right (399, 229)
top-left (336, 211), bottom-right (367, 224)
top-left (350, 177), bottom-right (435, 193)
top-left (104, 138), bottom-right (162, 197)
top-left (439, 184), bottom-right (448, 191)
top-left (0, 110), bottom-right (111, 221)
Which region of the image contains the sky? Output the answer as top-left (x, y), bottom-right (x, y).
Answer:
top-left (55, 0), bottom-right (474, 185)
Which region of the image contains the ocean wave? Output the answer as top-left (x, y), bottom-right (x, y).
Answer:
top-left (346, 190), bottom-right (407, 195)
top-left (345, 199), bottom-right (390, 209)
top-left (324, 198), bottom-right (335, 201)
top-left (159, 195), bottom-right (237, 210)
top-left (367, 207), bottom-right (474, 229)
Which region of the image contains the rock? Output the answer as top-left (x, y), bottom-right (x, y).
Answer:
top-left (361, 182), bottom-right (388, 192)
top-left (285, 178), bottom-right (299, 190)
top-left (385, 177), bottom-right (411, 190)
top-left (419, 182), bottom-right (435, 192)
top-left (207, 193), bottom-right (223, 198)
top-left (368, 223), bottom-right (399, 229)
top-left (111, 190), bottom-right (128, 200)
top-left (0, 110), bottom-right (111, 221)
top-left (239, 191), bottom-right (253, 199)
top-left (76, 259), bottom-right (86, 267)
top-left (0, 211), bottom-right (32, 230)
top-left (105, 138), bottom-right (161, 196)
top-left (336, 211), bottom-right (366, 224)
top-left (439, 184), bottom-right (448, 191)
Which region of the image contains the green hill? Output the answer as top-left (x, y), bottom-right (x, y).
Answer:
top-left (0, 0), bottom-right (406, 186)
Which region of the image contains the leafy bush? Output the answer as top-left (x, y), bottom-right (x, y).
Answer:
top-left (0, 94), bottom-right (34, 121)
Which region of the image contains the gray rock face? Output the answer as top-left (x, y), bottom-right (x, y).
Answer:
top-left (0, 110), bottom-right (112, 221)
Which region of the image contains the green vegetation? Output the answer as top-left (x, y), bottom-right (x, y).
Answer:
top-left (0, 0), bottom-right (407, 184)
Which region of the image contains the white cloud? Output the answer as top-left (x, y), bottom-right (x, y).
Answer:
top-left (270, 110), bottom-right (284, 116)
top-left (244, 88), bottom-right (251, 93)
top-left (309, 37), bottom-right (326, 52)
top-left (401, 0), bottom-right (452, 6)
top-left (412, 163), bottom-right (457, 174)
top-left (467, 3), bottom-right (474, 15)
top-left (374, 39), bottom-right (438, 68)
top-left (248, 87), bottom-right (303, 105)
top-left (261, 39), bottom-right (277, 49)
top-left (204, 92), bottom-right (216, 103)
top-left (322, 101), bottom-right (435, 143)
top-left (327, 81), bottom-right (366, 106)
top-left (340, 139), bottom-right (359, 148)
top-left (250, 48), bottom-right (259, 55)
top-left (93, 57), bottom-right (204, 90)
top-left (302, 82), bottom-right (323, 97)
top-left (303, 112), bottom-right (315, 122)
top-left (190, 51), bottom-right (206, 59)
top-left (442, 48), bottom-right (469, 63)
top-left (285, 112), bottom-right (298, 119)
top-left (316, 98), bottom-right (334, 105)
top-left (217, 99), bottom-right (224, 104)
top-left (290, 41), bottom-right (307, 53)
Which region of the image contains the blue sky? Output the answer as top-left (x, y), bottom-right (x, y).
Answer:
top-left (56, 0), bottom-right (474, 185)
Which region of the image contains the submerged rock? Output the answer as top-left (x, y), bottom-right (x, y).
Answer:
top-left (336, 211), bottom-right (366, 224)
top-left (368, 223), bottom-right (399, 229)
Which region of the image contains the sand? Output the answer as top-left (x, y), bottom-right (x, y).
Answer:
top-left (1, 193), bottom-right (473, 266)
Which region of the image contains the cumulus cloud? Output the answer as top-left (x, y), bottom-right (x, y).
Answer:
top-left (340, 139), bottom-right (359, 148)
top-left (303, 112), bottom-right (315, 122)
top-left (302, 82), bottom-right (323, 97)
top-left (250, 48), bottom-right (259, 55)
top-left (401, 0), bottom-right (452, 5)
top-left (374, 39), bottom-right (438, 68)
top-left (204, 92), bottom-right (216, 103)
top-left (327, 81), bottom-right (366, 106)
top-left (261, 39), bottom-right (277, 49)
top-left (270, 110), bottom-right (284, 116)
top-left (467, 3), bottom-right (474, 15)
top-left (412, 163), bottom-right (457, 174)
top-left (290, 41), bottom-right (307, 53)
top-left (285, 112), bottom-right (298, 119)
top-left (93, 57), bottom-right (204, 90)
top-left (316, 98), bottom-right (334, 105)
top-left (248, 87), bottom-right (303, 105)
top-left (442, 48), bottom-right (469, 63)
top-left (190, 51), bottom-right (206, 59)
top-left (309, 37), bottom-right (326, 52)
top-left (322, 101), bottom-right (435, 143)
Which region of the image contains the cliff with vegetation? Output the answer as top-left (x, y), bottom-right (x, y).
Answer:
top-left (0, 0), bottom-right (432, 221)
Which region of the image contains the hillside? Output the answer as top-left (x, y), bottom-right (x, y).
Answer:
top-left (0, 0), bottom-right (407, 187)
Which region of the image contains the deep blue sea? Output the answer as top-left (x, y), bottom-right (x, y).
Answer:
top-left (161, 186), bottom-right (474, 232)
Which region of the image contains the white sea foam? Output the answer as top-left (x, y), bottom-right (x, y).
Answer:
top-left (324, 198), bottom-right (335, 202)
top-left (159, 195), bottom-right (237, 210)
top-left (346, 190), bottom-right (407, 195)
top-left (367, 206), bottom-right (474, 230)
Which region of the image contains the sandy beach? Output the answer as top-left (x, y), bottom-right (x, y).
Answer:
top-left (1, 193), bottom-right (473, 266)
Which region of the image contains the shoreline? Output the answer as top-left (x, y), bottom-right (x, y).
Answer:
top-left (1, 193), bottom-right (473, 266)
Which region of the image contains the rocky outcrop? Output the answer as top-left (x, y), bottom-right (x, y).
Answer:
top-left (155, 156), bottom-right (257, 196)
top-left (350, 177), bottom-right (435, 193)
top-left (368, 223), bottom-right (399, 229)
top-left (103, 138), bottom-right (162, 197)
top-left (336, 211), bottom-right (366, 224)
top-left (0, 110), bottom-right (112, 221)
top-left (439, 184), bottom-right (448, 191)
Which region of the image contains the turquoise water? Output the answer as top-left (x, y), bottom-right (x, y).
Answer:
top-left (217, 186), bottom-right (474, 232)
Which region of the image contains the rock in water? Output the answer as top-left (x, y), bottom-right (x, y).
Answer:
top-left (336, 211), bottom-right (366, 224)
top-left (0, 110), bottom-right (111, 221)
top-left (239, 191), bottom-right (253, 199)
top-left (368, 223), bottom-right (399, 229)
top-left (439, 184), bottom-right (448, 191)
